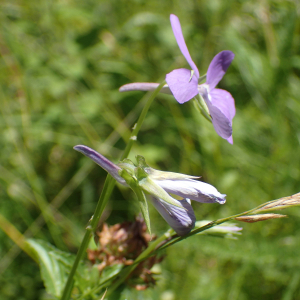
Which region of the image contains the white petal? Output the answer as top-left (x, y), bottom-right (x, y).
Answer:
top-left (155, 179), bottom-right (226, 204)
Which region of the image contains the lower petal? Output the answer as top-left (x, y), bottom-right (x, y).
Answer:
top-left (202, 88), bottom-right (235, 140)
top-left (149, 197), bottom-right (196, 236)
top-left (166, 68), bottom-right (199, 104)
top-left (210, 88), bottom-right (235, 120)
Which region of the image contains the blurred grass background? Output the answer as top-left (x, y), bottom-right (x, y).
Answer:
top-left (1, 0), bottom-right (300, 299)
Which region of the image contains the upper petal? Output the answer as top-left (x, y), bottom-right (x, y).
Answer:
top-left (73, 145), bottom-right (127, 186)
top-left (119, 82), bottom-right (172, 94)
top-left (166, 68), bottom-right (199, 104)
top-left (207, 51), bottom-right (234, 90)
top-left (155, 179), bottom-right (226, 204)
top-left (170, 14), bottom-right (199, 78)
top-left (149, 197), bottom-right (196, 236)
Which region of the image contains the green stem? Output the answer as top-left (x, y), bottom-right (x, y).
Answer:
top-left (157, 203), bottom-right (269, 251)
top-left (61, 175), bottom-right (115, 300)
top-left (61, 80), bottom-right (166, 300)
top-left (100, 195), bottom-right (299, 295)
top-left (120, 80), bottom-right (166, 160)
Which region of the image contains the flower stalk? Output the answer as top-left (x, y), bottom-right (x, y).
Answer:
top-left (61, 81), bottom-right (166, 300)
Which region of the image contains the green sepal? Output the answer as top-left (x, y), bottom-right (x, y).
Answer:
top-left (134, 188), bottom-right (151, 236)
top-left (136, 155), bottom-right (149, 168)
top-left (118, 169), bottom-right (137, 186)
top-left (118, 169), bottom-right (151, 234)
top-left (117, 159), bottom-right (136, 176)
top-left (135, 165), bottom-right (148, 181)
top-left (194, 94), bottom-right (212, 123)
top-left (139, 176), bottom-right (186, 210)
top-left (189, 69), bottom-right (195, 82)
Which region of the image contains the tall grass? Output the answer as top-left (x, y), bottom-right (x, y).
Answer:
top-left (0, 0), bottom-right (300, 299)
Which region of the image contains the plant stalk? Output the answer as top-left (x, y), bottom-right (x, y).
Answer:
top-left (60, 80), bottom-right (166, 300)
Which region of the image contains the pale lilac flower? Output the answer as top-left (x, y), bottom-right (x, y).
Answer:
top-left (74, 145), bottom-right (226, 236)
top-left (119, 15), bottom-right (236, 144)
top-left (166, 14), bottom-right (236, 143)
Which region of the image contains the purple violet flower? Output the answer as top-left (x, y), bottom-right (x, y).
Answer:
top-left (166, 14), bottom-right (236, 144)
top-left (74, 145), bottom-right (226, 236)
top-left (119, 15), bottom-right (236, 144)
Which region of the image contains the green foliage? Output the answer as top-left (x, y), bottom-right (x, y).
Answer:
top-left (27, 239), bottom-right (74, 298)
top-left (27, 238), bottom-right (121, 299)
top-left (0, 0), bottom-right (300, 299)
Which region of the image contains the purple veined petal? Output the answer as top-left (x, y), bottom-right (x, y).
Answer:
top-left (210, 88), bottom-right (235, 121)
top-left (199, 87), bottom-right (233, 140)
top-left (155, 178), bottom-right (226, 204)
top-left (206, 51), bottom-right (235, 90)
top-left (166, 68), bottom-right (199, 104)
top-left (149, 197), bottom-right (196, 236)
top-left (73, 145), bottom-right (127, 186)
top-left (170, 14), bottom-right (199, 78)
top-left (119, 82), bottom-right (172, 94)
top-left (207, 88), bottom-right (235, 141)
top-left (206, 100), bottom-right (232, 139)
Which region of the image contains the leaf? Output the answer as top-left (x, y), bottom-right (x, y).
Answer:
top-left (27, 239), bottom-right (70, 298)
top-left (27, 239), bottom-right (96, 297)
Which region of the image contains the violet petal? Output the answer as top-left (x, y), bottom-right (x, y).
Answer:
top-left (227, 135), bottom-right (233, 144)
top-left (170, 14), bottom-right (199, 78)
top-left (149, 197), bottom-right (196, 236)
top-left (210, 88), bottom-right (236, 121)
top-left (73, 145), bottom-right (127, 185)
top-left (155, 179), bottom-right (226, 204)
top-left (200, 87), bottom-right (234, 140)
top-left (207, 51), bottom-right (235, 90)
top-left (166, 68), bottom-right (199, 104)
top-left (205, 100), bottom-right (232, 139)
top-left (209, 88), bottom-right (235, 142)
top-left (119, 82), bottom-right (172, 94)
